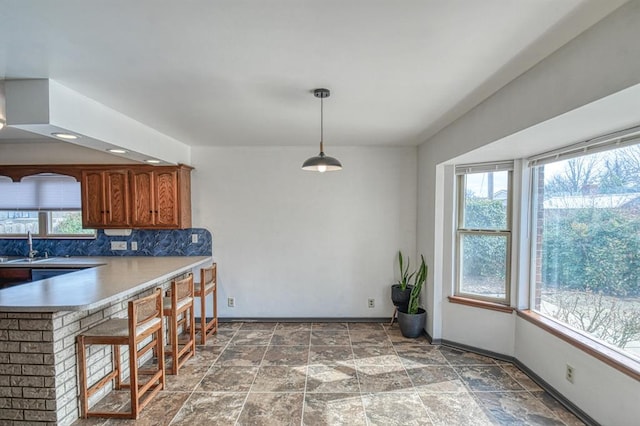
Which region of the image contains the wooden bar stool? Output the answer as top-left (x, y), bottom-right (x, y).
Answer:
top-left (195, 263), bottom-right (218, 344)
top-left (164, 273), bottom-right (196, 375)
top-left (77, 289), bottom-right (165, 419)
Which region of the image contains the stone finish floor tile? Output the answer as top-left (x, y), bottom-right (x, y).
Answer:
top-left (501, 363), bottom-right (543, 392)
top-left (237, 392), bottom-right (304, 425)
top-left (271, 329), bottom-right (311, 345)
top-left (474, 391), bottom-right (567, 425)
top-left (362, 391), bottom-right (432, 425)
top-left (455, 365), bottom-right (525, 392)
top-left (418, 390), bottom-right (493, 426)
top-left (348, 330), bottom-right (393, 346)
top-left (229, 330), bottom-right (273, 345)
top-left (196, 365), bottom-right (259, 392)
top-left (439, 346), bottom-right (498, 365)
top-left (104, 391), bottom-right (190, 426)
top-left (239, 321), bottom-right (278, 331)
top-left (395, 345), bottom-right (449, 367)
top-left (348, 322), bottom-right (385, 331)
top-left (215, 345), bottom-right (267, 366)
top-left (531, 391), bottom-right (586, 426)
top-left (304, 393), bottom-right (367, 426)
top-left (352, 345), bottom-right (402, 366)
top-left (171, 392), bottom-right (246, 424)
top-left (310, 330), bottom-right (351, 345)
top-left (252, 365), bottom-right (307, 392)
top-left (306, 364), bottom-right (361, 393)
top-left (312, 322), bottom-right (348, 330)
top-left (406, 365), bottom-right (465, 392)
top-left (72, 322), bottom-right (585, 426)
top-left (309, 345), bottom-right (354, 365)
top-left (356, 365), bottom-right (414, 393)
top-left (202, 330), bottom-right (236, 346)
top-left (262, 345), bottom-right (310, 366)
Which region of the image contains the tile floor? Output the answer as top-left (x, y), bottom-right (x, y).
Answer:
top-left (74, 322), bottom-right (585, 425)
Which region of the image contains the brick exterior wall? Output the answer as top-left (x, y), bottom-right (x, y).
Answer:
top-left (0, 272), bottom-right (186, 425)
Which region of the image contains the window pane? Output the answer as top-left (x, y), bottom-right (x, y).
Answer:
top-left (533, 145), bottom-right (640, 362)
top-left (0, 211), bottom-right (39, 234)
top-left (462, 171), bottom-right (509, 230)
top-left (50, 211), bottom-right (94, 235)
top-left (459, 233), bottom-right (508, 299)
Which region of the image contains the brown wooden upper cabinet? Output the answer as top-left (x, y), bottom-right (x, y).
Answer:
top-left (130, 166), bottom-right (192, 229)
top-left (81, 169), bottom-right (131, 228)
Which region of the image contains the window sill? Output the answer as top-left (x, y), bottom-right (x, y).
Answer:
top-left (448, 296), bottom-right (514, 313)
top-left (517, 310), bottom-right (640, 381)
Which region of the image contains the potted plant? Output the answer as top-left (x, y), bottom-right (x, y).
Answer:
top-left (391, 251), bottom-right (414, 311)
top-left (397, 255), bottom-right (428, 338)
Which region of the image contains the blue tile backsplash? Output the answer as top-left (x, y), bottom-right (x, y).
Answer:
top-left (0, 228), bottom-right (212, 257)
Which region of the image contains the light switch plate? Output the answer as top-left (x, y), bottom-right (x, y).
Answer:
top-left (110, 241), bottom-right (127, 250)
top-left (131, 241), bottom-right (138, 251)
top-left (191, 234), bottom-right (199, 243)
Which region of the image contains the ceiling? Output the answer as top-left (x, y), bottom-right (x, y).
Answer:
top-left (0, 1), bottom-right (628, 149)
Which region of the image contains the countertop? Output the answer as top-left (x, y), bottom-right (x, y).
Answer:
top-left (0, 256), bottom-right (212, 312)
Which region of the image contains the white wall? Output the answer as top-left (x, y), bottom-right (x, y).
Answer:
top-left (516, 318), bottom-right (639, 426)
top-left (418, 1), bottom-right (640, 424)
top-left (191, 146), bottom-right (417, 318)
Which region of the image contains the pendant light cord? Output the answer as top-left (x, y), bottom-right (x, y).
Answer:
top-left (320, 95), bottom-right (324, 153)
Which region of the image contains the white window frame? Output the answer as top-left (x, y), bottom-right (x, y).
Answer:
top-left (455, 162), bottom-right (514, 305)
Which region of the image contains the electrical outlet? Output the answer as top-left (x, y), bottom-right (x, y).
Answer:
top-left (566, 364), bottom-right (575, 383)
top-left (131, 241), bottom-right (138, 251)
top-left (227, 297), bottom-right (235, 308)
top-left (110, 241), bottom-right (127, 250)
top-left (191, 234), bottom-right (199, 243)
top-left (368, 298), bottom-right (375, 308)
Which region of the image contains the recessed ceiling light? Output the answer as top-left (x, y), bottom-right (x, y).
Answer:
top-left (107, 148), bottom-right (128, 154)
top-left (51, 132), bottom-right (79, 140)
top-left (0, 122), bottom-right (5, 130)
top-left (145, 159), bottom-right (161, 164)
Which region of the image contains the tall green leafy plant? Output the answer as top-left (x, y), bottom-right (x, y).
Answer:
top-left (397, 251), bottom-right (415, 291)
top-left (407, 255), bottom-right (428, 314)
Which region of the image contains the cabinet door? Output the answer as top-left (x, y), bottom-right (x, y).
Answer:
top-left (131, 170), bottom-right (155, 226)
top-left (154, 170), bottom-right (180, 227)
top-left (104, 170), bottom-right (130, 227)
top-left (82, 171), bottom-right (106, 227)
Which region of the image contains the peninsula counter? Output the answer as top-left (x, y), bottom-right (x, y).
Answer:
top-left (0, 256), bottom-right (212, 425)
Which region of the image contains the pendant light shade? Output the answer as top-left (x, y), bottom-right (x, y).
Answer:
top-left (302, 88), bottom-right (342, 172)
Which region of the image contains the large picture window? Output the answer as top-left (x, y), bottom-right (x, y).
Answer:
top-left (456, 163), bottom-right (513, 304)
top-left (531, 143), bottom-right (640, 362)
top-left (0, 174), bottom-right (94, 238)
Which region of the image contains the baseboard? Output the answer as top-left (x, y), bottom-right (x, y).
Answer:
top-left (440, 339), bottom-right (516, 363)
top-left (439, 338), bottom-right (599, 426)
top-left (217, 317), bottom-right (390, 323)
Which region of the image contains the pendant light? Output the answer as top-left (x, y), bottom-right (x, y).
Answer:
top-left (301, 88), bottom-right (342, 172)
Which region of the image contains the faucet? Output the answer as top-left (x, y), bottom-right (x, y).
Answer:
top-left (27, 231), bottom-right (38, 259)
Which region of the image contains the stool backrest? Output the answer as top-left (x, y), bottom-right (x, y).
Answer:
top-left (172, 273), bottom-right (194, 302)
top-left (129, 289), bottom-right (163, 333)
top-left (201, 263), bottom-right (217, 287)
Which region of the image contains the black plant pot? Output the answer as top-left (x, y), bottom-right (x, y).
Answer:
top-left (391, 284), bottom-right (413, 311)
top-left (397, 308), bottom-right (426, 338)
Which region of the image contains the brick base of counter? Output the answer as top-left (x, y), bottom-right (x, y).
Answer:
top-left (0, 273), bottom-right (186, 425)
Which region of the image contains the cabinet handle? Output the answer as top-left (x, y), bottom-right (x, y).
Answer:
top-left (149, 210), bottom-right (153, 213)
top-left (155, 210), bottom-right (159, 214)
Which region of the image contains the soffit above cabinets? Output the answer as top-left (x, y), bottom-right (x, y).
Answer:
top-left (2, 79), bottom-right (191, 166)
